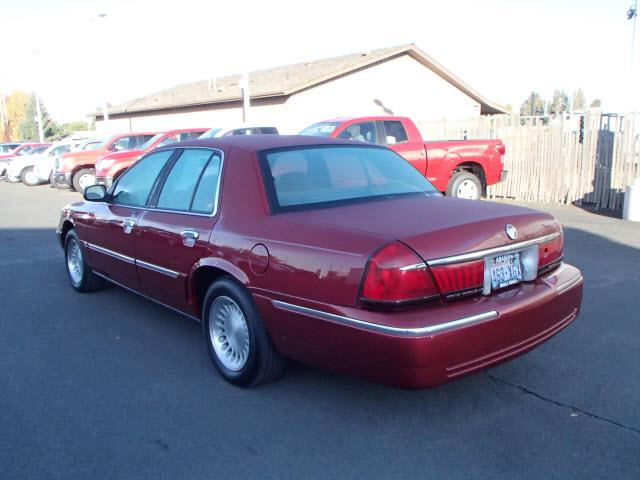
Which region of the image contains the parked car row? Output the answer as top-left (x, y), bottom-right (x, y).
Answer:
top-left (2, 116), bottom-right (507, 201)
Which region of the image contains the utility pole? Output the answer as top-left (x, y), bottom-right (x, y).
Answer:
top-left (240, 73), bottom-right (250, 123)
top-left (630, 1), bottom-right (639, 112)
top-left (34, 91), bottom-right (44, 142)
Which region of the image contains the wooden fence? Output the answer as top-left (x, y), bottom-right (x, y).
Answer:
top-left (417, 113), bottom-right (640, 210)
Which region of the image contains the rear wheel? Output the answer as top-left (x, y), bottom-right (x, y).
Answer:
top-left (204, 277), bottom-right (285, 387)
top-left (447, 171), bottom-right (482, 200)
top-left (21, 167), bottom-right (40, 186)
top-left (64, 229), bottom-right (104, 293)
top-left (72, 168), bottom-right (96, 193)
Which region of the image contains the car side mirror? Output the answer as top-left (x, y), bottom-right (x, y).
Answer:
top-left (84, 184), bottom-right (108, 202)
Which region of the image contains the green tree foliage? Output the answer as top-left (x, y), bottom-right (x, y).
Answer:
top-left (17, 94), bottom-right (60, 141)
top-left (590, 98), bottom-right (602, 108)
top-left (520, 92), bottom-right (545, 116)
top-left (548, 89), bottom-right (570, 115)
top-left (573, 89), bottom-right (586, 110)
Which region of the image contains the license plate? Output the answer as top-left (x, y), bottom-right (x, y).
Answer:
top-left (489, 252), bottom-right (523, 290)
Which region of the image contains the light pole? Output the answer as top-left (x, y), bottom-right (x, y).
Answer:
top-left (91, 13), bottom-right (110, 129)
top-left (629, 1), bottom-right (639, 112)
top-left (32, 51), bottom-right (44, 142)
top-left (239, 73), bottom-right (250, 123)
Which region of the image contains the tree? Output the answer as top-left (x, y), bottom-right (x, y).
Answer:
top-left (590, 98), bottom-right (602, 108)
top-left (520, 92), bottom-right (545, 116)
top-left (573, 89), bottom-right (586, 110)
top-left (548, 89), bottom-right (570, 115)
top-left (4, 91), bottom-right (30, 141)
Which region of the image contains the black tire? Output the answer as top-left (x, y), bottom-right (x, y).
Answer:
top-left (203, 277), bottom-right (285, 387)
top-left (72, 168), bottom-right (96, 194)
top-left (446, 171), bottom-right (483, 200)
top-left (64, 229), bottom-right (104, 293)
top-left (20, 166), bottom-right (40, 186)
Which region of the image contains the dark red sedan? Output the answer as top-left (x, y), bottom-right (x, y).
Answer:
top-left (57, 135), bottom-right (583, 388)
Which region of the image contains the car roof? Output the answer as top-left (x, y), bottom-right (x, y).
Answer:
top-left (163, 134), bottom-right (372, 152)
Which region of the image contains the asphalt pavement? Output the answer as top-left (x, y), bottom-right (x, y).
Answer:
top-left (1, 182), bottom-right (639, 479)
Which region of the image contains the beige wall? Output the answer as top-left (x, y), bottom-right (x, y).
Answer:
top-left (96, 54), bottom-right (481, 135)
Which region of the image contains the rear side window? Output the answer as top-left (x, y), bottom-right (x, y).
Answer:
top-left (112, 149), bottom-right (174, 207)
top-left (257, 127), bottom-right (278, 134)
top-left (262, 146), bottom-right (438, 212)
top-left (156, 148), bottom-right (222, 213)
top-left (337, 122), bottom-right (378, 144)
top-left (383, 121), bottom-right (409, 144)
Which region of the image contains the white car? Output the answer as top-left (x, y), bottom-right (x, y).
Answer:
top-left (199, 125), bottom-right (279, 138)
top-left (0, 145), bottom-right (49, 179)
top-left (6, 141), bottom-right (79, 185)
top-left (34, 139), bottom-right (103, 185)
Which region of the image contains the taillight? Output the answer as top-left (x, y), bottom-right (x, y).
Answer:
top-left (360, 242), bottom-right (440, 309)
top-left (430, 259), bottom-right (484, 300)
top-left (538, 234), bottom-right (564, 273)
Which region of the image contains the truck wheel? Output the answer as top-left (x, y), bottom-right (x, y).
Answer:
top-left (447, 171), bottom-right (482, 200)
top-left (21, 167), bottom-right (41, 186)
top-left (204, 277), bottom-right (285, 387)
top-left (72, 168), bottom-right (96, 194)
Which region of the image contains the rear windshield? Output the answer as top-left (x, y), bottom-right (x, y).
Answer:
top-left (261, 146), bottom-right (439, 212)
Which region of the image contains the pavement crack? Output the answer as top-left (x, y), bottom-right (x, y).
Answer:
top-left (485, 372), bottom-right (640, 436)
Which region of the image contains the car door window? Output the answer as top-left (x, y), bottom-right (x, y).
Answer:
top-left (50, 145), bottom-right (70, 156)
top-left (112, 136), bottom-right (134, 151)
top-left (190, 153), bottom-right (223, 214)
top-left (338, 122), bottom-right (378, 144)
top-left (383, 121), bottom-right (409, 145)
top-left (138, 134), bottom-right (155, 145)
top-left (156, 149), bottom-right (214, 211)
top-left (178, 131), bottom-right (205, 141)
top-left (112, 149), bottom-right (174, 207)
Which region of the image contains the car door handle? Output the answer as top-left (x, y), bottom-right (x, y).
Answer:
top-left (123, 218), bottom-right (136, 234)
top-left (181, 230), bottom-right (199, 247)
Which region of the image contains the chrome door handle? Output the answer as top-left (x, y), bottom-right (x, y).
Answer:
top-left (123, 218), bottom-right (136, 234)
top-left (181, 230), bottom-right (199, 247)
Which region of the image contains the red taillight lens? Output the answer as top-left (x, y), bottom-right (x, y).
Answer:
top-left (360, 242), bottom-right (440, 308)
top-left (430, 260), bottom-right (484, 299)
top-left (538, 234), bottom-right (564, 270)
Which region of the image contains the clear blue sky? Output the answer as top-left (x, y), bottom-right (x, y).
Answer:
top-left (0, 0), bottom-right (635, 121)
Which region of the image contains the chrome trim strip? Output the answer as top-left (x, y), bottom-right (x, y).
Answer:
top-left (136, 259), bottom-right (180, 278)
top-left (86, 243), bottom-right (135, 264)
top-left (272, 300), bottom-right (499, 337)
top-left (400, 262), bottom-right (427, 272)
top-left (426, 232), bottom-right (561, 267)
top-left (92, 271), bottom-right (199, 322)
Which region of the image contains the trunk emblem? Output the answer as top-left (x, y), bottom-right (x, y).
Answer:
top-left (505, 224), bottom-right (518, 240)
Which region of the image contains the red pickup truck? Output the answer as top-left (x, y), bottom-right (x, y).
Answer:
top-left (300, 116), bottom-right (506, 199)
top-left (54, 132), bottom-right (158, 193)
top-left (94, 128), bottom-right (209, 188)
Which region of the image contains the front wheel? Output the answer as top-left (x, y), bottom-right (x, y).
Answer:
top-left (204, 277), bottom-right (285, 387)
top-left (21, 167), bottom-right (40, 186)
top-left (72, 168), bottom-right (96, 194)
top-left (64, 229), bottom-right (104, 293)
top-left (446, 171), bottom-right (482, 200)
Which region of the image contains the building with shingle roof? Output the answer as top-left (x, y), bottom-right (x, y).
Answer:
top-left (93, 44), bottom-right (506, 134)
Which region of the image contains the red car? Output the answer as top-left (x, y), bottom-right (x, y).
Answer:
top-left (0, 142), bottom-right (50, 160)
top-left (57, 136), bottom-right (583, 388)
top-left (54, 132), bottom-right (158, 193)
top-left (95, 128), bottom-right (209, 188)
top-left (301, 116), bottom-right (506, 200)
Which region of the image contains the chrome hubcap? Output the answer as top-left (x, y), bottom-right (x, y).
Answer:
top-left (67, 239), bottom-right (84, 285)
top-left (78, 174), bottom-right (95, 190)
top-left (25, 170), bottom-right (37, 184)
top-left (456, 180), bottom-right (479, 199)
top-left (209, 296), bottom-right (250, 371)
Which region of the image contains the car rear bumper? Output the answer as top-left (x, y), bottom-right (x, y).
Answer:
top-left (95, 176), bottom-right (113, 188)
top-left (53, 172), bottom-right (72, 189)
top-left (255, 263), bottom-right (583, 388)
